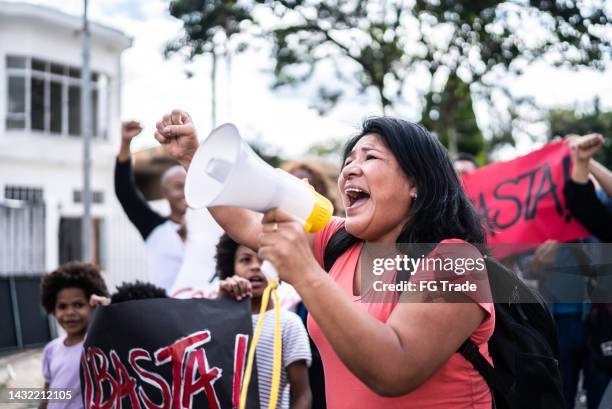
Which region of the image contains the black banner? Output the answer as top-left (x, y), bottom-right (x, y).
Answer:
top-left (80, 297), bottom-right (259, 409)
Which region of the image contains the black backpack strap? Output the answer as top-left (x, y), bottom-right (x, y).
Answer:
top-left (458, 339), bottom-right (512, 398)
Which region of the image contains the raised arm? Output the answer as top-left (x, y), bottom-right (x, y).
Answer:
top-left (154, 110), bottom-right (263, 250)
top-left (589, 159), bottom-right (612, 198)
top-left (564, 133), bottom-right (612, 242)
top-left (563, 126), bottom-right (610, 198)
top-left (115, 121), bottom-right (166, 240)
top-left (568, 133), bottom-right (604, 183)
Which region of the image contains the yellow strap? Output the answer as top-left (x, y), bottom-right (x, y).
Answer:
top-left (269, 286), bottom-right (282, 409)
top-left (239, 280), bottom-right (282, 409)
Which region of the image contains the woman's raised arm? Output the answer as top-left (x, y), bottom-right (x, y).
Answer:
top-left (155, 109), bottom-right (264, 249)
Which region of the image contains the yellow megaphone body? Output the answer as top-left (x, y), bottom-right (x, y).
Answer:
top-left (184, 123), bottom-right (333, 409)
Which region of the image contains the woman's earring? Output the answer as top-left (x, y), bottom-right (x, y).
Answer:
top-left (412, 193), bottom-right (418, 200)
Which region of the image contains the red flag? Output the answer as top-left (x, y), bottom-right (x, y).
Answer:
top-left (462, 141), bottom-right (590, 258)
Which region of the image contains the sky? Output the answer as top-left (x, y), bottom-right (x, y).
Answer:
top-left (13, 0), bottom-right (612, 160)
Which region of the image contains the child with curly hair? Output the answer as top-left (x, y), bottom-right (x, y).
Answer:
top-left (39, 261), bottom-right (108, 409)
top-left (216, 233), bottom-right (312, 409)
top-left (89, 280), bottom-right (169, 306)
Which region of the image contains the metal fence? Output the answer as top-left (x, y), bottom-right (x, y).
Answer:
top-left (0, 202), bottom-right (51, 351)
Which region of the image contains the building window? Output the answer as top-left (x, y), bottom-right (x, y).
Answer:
top-left (5, 55), bottom-right (109, 139)
top-left (5, 186), bottom-right (44, 204)
top-left (59, 217), bottom-right (106, 270)
top-left (73, 190), bottom-right (105, 204)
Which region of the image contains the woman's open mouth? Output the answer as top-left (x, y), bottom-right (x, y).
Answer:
top-left (345, 186), bottom-right (371, 210)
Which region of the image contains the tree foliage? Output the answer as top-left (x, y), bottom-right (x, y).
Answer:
top-left (165, 0), bottom-right (611, 153)
top-left (261, 0), bottom-right (610, 112)
top-left (421, 72), bottom-right (484, 157)
top-left (165, 0), bottom-right (253, 59)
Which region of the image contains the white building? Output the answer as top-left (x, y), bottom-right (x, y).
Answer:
top-left (0, 2), bottom-right (148, 350)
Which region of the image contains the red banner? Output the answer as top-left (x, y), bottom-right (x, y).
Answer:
top-left (462, 141), bottom-right (590, 258)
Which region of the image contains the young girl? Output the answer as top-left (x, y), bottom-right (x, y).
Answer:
top-left (216, 233), bottom-right (312, 409)
top-left (39, 261), bottom-right (108, 409)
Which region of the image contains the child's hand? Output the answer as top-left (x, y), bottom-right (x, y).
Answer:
top-left (219, 277), bottom-right (252, 301)
top-left (89, 294), bottom-right (110, 307)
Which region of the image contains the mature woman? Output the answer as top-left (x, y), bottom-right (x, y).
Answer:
top-left (155, 111), bottom-right (494, 408)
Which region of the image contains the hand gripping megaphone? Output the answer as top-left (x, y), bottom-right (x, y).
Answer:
top-left (185, 123), bottom-right (334, 409)
top-left (184, 123), bottom-right (334, 281)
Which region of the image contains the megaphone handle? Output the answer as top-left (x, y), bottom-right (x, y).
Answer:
top-left (261, 261), bottom-right (279, 282)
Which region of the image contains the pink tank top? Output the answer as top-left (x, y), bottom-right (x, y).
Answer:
top-left (307, 217), bottom-right (495, 409)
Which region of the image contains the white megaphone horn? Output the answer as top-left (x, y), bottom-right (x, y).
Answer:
top-left (185, 123), bottom-right (334, 281)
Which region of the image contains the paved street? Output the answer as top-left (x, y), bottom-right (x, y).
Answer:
top-left (0, 348), bottom-right (44, 409)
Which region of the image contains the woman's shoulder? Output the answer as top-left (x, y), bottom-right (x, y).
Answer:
top-left (313, 216), bottom-right (346, 266)
top-left (429, 238), bottom-right (495, 327)
top-left (324, 216), bottom-right (345, 233)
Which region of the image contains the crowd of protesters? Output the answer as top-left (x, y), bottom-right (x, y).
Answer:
top-left (36, 112), bottom-right (612, 409)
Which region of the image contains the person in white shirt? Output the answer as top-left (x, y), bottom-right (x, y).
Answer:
top-left (114, 121), bottom-right (187, 292)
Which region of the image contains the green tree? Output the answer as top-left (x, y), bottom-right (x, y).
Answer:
top-left (421, 72), bottom-right (484, 157)
top-left (165, 0), bottom-right (611, 150)
top-left (548, 98), bottom-right (612, 168)
top-left (250, 141), bottom-right (285, 167)
top-left (164, 0), bottom-right (254, 126)
top-left (305, 137), bottom-right (346, 164)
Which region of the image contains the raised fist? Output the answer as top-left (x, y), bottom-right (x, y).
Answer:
top-left (568, 133), bottom-right (604, 163)
top-left (154, 110), bottom-right (199, 169)
top-left (121, 120), bottom-right (143, 142)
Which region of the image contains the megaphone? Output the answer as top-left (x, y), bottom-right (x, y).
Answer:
top-left (185, 123), bottom-right (334, 280)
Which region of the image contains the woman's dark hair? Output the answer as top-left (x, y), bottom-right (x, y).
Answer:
top-left (41, 261), bottom-right (108, 314)
top-left (111, 281), bottom-right (168, 303)
top-left (215, 233), bottom-right (240, 280)
top-left (325, 117), bottom-right (486, 270)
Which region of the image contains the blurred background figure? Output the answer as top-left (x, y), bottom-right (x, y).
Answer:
top-left (453, 153), bottom-right (479, 177)
top-left (110, 280), bottom-right (169, 303)
top-left (283, 160), bottom-right (343, 216)
top-left (563, 134), bottom-right (612, 409)
top-left (115, 120), bottom-right (187, 292)
top-left (90, 280), bottom-right (169, 305)
top-left (507, 134), bottom-right (612, 409)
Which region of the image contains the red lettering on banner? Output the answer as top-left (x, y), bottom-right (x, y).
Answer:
top-left (81, 351), bottom-right (94, 409)
top-left (154, 331), bottom-right (211, 409)
top-left (129, 349), bottom-right (172, 409)
top-left (88, 347), bottom-right (118, 409)
top-left (232, 335), bottom-right (248, 409)
top-left (83, 330), bottom-right (232, 409)
top-left (110, 350), bottom-right (141, 409)
top-left (182, 349), bottom-right (222, 409)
